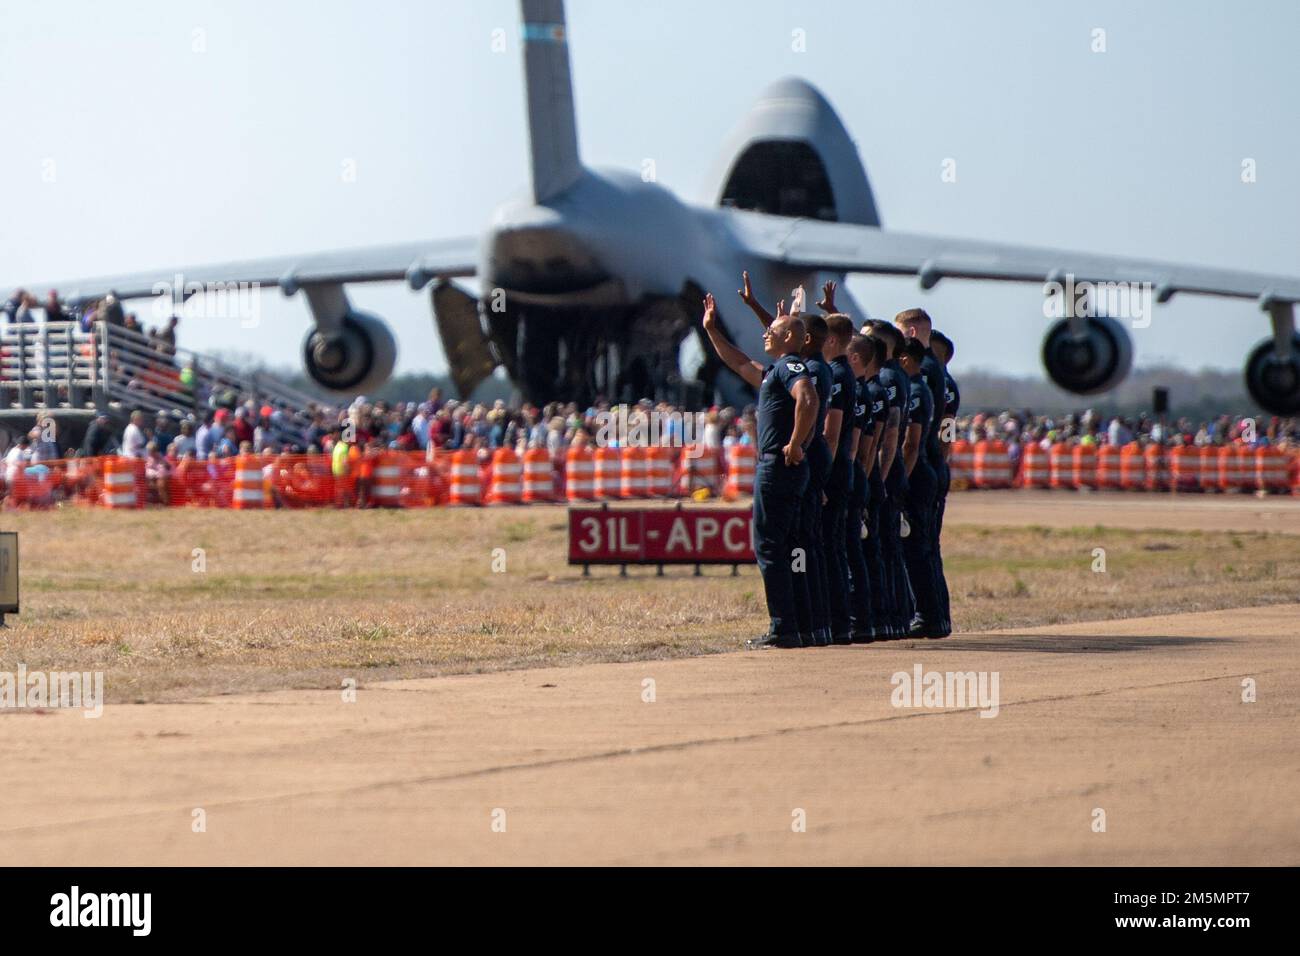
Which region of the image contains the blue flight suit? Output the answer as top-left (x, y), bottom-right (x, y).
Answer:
top-left (935, 368), bottom-right (960, 631)
top-left (845, 374), bottom-right (874, 637)
top-left (903, 370), bottom-right (942, 630)
top-left (877, 359), bottom-right (913, 635)
top-left (919, 348), bottom-right (951, 636)
top-left (794, 355), bottom-right (833, 645)
top-left (822, 354), bottom-right (857, 642)
top-left (863, 375), bottom-right (890, 635)
top-left (752, 354), bottom-right (812, 640)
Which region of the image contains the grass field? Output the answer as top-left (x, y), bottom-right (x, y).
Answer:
top-left (2, 499), bottom-right (1297, 703)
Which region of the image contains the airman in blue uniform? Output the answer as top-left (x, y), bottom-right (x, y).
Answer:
top-left (739, 274), bottom-right (833, 645)
top-left (865, 320), bottom-right (912, 638)
top-left (895, 309), bottom-right (952, 638)
top-left (896, 336), bottom-right (945, 638)
top-left (845, 334), bottom-right (886, 642)
top-left (821, 313), bottom-right (861, 644)
top-left (702, 292), bottom-right (819, 648)
top-left (930, 329), bottom-right (960, 635)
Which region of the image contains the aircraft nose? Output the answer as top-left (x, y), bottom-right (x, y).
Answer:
top-left (485, 216), bottom-right (608, 296)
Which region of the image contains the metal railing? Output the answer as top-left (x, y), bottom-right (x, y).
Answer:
top-left (1, 320), bottom-right (331, 446)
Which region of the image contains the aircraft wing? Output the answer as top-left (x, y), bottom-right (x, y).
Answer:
top-left (12, 237), bottom-right (479, 306)
top-left (730, 212), bottom-right (1300, 306)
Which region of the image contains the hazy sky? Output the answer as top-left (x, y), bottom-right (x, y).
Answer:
top-left (3, 0), bottom-right (1298, 380)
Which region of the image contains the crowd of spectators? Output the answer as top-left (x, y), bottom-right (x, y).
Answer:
top-left (2, 387), bottom-right (1298, 508)
top-left (8, 392), bottom-right (1300, 469)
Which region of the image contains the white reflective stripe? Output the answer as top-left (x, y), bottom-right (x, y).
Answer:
top-left (372, 487), bottom-right (401, 497)
top-left (104, 473), bottom-right (134, 487)
top-left (451, 466), bottom-right (479, 477)
top-left (374, 467), bottom-right (401, 478)
top-left (105, 492), bottom-right (136, 505)
top-left (233, 488), bottom-right (264, 501)
top-left (235, 469), bottom-right (261, 482)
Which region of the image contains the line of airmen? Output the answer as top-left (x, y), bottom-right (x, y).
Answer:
top-left (700, 276), bottom-right (960, 648)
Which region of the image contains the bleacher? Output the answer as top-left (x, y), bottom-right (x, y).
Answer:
top-left (0, 320), bottom-right (325, 446)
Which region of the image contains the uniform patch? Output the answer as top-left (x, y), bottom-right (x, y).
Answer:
top-left (787, 362), bottom-right (806, 373)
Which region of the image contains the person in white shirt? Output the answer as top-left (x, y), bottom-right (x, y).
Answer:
top-left (121, 410), bottom-right (148, 458)
top-left (4, 436), bottom-right (32, 485)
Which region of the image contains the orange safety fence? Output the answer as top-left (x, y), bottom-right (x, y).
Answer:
top-left (3, 444), bottom-right (1300, 511)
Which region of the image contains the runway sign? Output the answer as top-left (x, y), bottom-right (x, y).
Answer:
top-left (0, 532), bottom-right (18, 617)
top-left (568, 506), bottom-right (755, 565)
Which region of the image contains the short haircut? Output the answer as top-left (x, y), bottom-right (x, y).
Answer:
top-left (900, 337), bottom-right (927, 363)
top-left (930, 330), bottom-right (954, 362)
top-left (866, 319), bottom-right (903, 358)
top-left (804, 314), bottom-right (828, 350)
top-left (824, 313), bottom-right (855, 343)
top-left (847, 334), bottom-right (884, 369)
top-left (894, 307), bottom-right (933, 328)
top-left (780, 315), bottom-right (806, 342)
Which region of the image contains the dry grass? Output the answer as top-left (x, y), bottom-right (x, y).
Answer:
top-left (0, 503), bottom-right (1296, 702)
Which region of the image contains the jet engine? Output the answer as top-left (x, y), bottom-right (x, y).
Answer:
top-left (1040, 314), bottom-right (1133, 395)
top-left (1244, 333), bottom-right (1300, 415)
top-left (301, 310), bottom-right (397, 395)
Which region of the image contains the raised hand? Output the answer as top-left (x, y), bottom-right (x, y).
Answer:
top-left (702, 292), bottom-right (718, 330)
top-left (738, 270), bottom-right (755, 305)
top-left (775, 298), bottom-right (788, 318)
top-left (818, 279), bottom-right (837, 313)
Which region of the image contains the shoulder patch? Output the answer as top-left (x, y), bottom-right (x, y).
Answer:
top-left (787, 362), bottom-right (806, 373)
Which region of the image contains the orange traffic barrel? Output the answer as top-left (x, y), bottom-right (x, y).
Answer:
top-left (371, 451), bottom-right (403, 507)
top-left (447, 449), bottom-right (482, 505)
top-left (231, 454), bottom-right (265, 509)
top-left (521, 447), bottom-right (554, 503)
top-left (565, 445), bottom-right (595, 501)
top-left (1072, 444), bottom-right (1097, 490)
top-left (949, 439), bottom-right (974, 485)
top-left (1019, 442), bottom-right (1049, 489)
top-left (1257, 446), bottom-right (1289, 493)
top-left (1095, 444), bottom-right (1121, 490)
top-left (1168, 446), bottom-right (1198, 492)
top-left (619, 445), bottom-right (650, 499)
top-left (593, 447), bottom-right (621, 500)
top-left (1119, 442), bottom-right (1146, 490)
top-left (723, 444), bottom-right (757, 499)
top-left (679, 444), bottom-right (719, 496)
top-left (101, 456), bottom-right (140, 509)
top-left (973, 440), bottom-right (1011, 489)
top-left (485, 447), bottom-right (522, 505)
top-left (1047, 442), bottom-right (1072, 489)
top-left (646, 446), bottom-right (674, 498)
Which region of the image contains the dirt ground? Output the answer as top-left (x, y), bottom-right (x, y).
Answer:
top-left (0, 601), bottom-right (1294, 865)
top-left (0, 492), bottom-right (1296, 701)
top-left (0, 493), bottom-right (1296, 864)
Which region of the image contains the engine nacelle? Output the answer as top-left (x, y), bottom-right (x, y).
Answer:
top-left (301, 310), bottom-right (397, 395)
top-left (1041, 314), bottom-right (1133, 395)
top-left (1244, 333), bottom-right (1300, 415)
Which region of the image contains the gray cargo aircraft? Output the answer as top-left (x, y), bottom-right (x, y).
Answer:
top-left (13, 0), bottom-right (1300, 413)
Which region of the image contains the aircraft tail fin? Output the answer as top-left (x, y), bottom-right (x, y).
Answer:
top-left (520, 0), bottom-right (583, 202)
